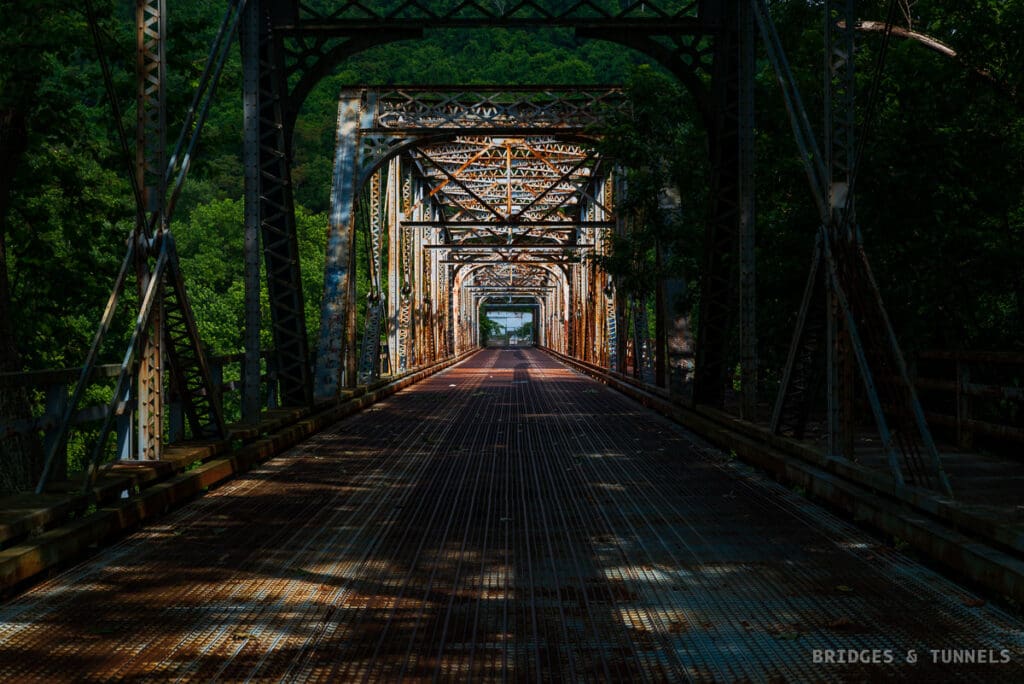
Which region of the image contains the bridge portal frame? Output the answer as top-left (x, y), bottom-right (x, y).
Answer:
top-left (242, 0), bottom-right (753, 409)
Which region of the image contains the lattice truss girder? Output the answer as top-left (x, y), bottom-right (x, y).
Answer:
top-left (135, 0), bottom-right (167, 462)
top-left (470, 264), bottom-right (552, 287)
top-left (286, 1), bottom-right (702, 25)
top-left (355, 88), bottom-right (629, 173)
top-left (413, 142), bottom-right (597, 220)
top-left (370, 88), bottom-right (630, 130)
top-left (442, 252), bottom-right (582, 265)
top-left (441, 224), bottom-right (583, 245)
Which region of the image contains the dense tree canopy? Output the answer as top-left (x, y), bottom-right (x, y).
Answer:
top-left (0, 0), bottom-right (1019, 379)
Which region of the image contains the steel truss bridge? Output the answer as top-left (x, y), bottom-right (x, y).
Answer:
top-left (2, 0), bottom-right (1024, 680)
top-left (33, 0), bottom-right (951, 496)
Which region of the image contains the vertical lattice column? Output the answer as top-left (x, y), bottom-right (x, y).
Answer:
top-left (694, 6), bottom-right (741, 406)
top-left (398, 180), bottom-right (416, 369)
top-left (241, 0), bottom-right (262, 423)
top-left (738, 0), bottom-right (758, 418)
top-left (430, 228), bottom-right (438, 361)
top-left (135, 0), bottom-right (166, 460)
top-left (824, 0), bottom-right (857, 458)
top-left (422, 230), bottom-right (435, 364)
top-left (442, 249), bottom-right (450, 357)
top-left (386, 158), bottom-right (402, 375)
top-left (601, 176), bottom-right (618, 371)
top-left (257, 12), bottom-right (311, 404)
top-left (827, 1), bottom-right (858, 454)
top-left (414, 222), bottom-right (426, 365)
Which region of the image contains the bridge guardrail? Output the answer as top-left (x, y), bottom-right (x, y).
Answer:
top-left (912, 351), bottom-right (1024, 449)
top-left (0, 351), bottom-right (279, 474)
top-left (0, 348), bottom-right (478, 585)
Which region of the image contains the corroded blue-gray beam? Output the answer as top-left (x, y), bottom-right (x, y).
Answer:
top-left (315, 90), bottom-right (366, 398)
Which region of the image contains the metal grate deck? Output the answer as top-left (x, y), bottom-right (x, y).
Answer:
top-left (1, 348), bottom-right (1023, 681)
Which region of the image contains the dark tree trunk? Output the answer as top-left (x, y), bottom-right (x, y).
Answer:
top-left (0, 108), bottom-right (44, 494)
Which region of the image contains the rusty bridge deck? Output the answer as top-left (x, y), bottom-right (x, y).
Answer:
top-left (2, 348), bottom-right (1023, 681)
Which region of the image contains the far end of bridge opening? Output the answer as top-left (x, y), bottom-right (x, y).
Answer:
top-left (480, 300), bottom-right (538, 348)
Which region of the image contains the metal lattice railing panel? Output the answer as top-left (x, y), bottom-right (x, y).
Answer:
top-left (297, 0), bottom-right (702, 23)
top-left (370, 87), bottom-right (627, 132)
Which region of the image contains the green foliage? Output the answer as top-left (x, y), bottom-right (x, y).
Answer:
top-left (175, 198), bottom-right (327, 356)
top-left (596, 66), bottom-right (705, 303)
top-left (748, 0), bottom-right (1024, 387)
top-left (479, 310), bottom-right (503, 346)
top-left (510, 320), bottom-right (534, 341)
top-left (0, 0), bottom-right (1021, 386)
top-left (851, 2), bottom-right (1024, 352)
top-left (0, 1), bottom-right (132, 369)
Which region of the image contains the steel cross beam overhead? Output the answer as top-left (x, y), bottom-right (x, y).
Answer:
top-left (272, 1), bottom-right (705, 26)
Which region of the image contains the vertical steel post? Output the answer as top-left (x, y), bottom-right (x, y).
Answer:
top-left (632, 295), bottom-right (644, 380)
top-left (256, 10), bottom-right (312, 406)
top-left (428, 228), bottom-right (439, 362)
top-left (414, 223), bottom-right (425, 364)
top-left (398, 180), bottom-right (416, 370)
top-left (241, 0), bottom-right (261, 423)
top-left (135, 0), bottom-right (167, 460)
top-left (446, 262), bottom-right (453, 356)
top-left (825, 0), bottom-right (856, 458)
top-left (387, 158), bottom-right (402, 375)
top-left (655, 243), bottom-right (667, 388)
top-left (694, 2), bottom-right (741, 407)
top-left (825, 277), bottom-right (842, 457)
top-left (738, 0), bottom-right (758, 419)
top-left (570, 264), bottom-right (578, 358)
top-left (315, 90), bottom-right (364, 398)
top-left (419, 229), bottom-right (432, 362)
top-left (357, 169), bottom-right (385, 382)
top-left (612, 170), bottom-right (627, 372)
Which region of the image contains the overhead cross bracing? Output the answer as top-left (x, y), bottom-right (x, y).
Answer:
top-left (467, 264), bottom-right (552, 289)
top-left (368, 87), bottom-right (628, 132)
top-left (271, 0), bottom-right (705, 27)
top-left (412, 137), bottom-right (600, 227)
